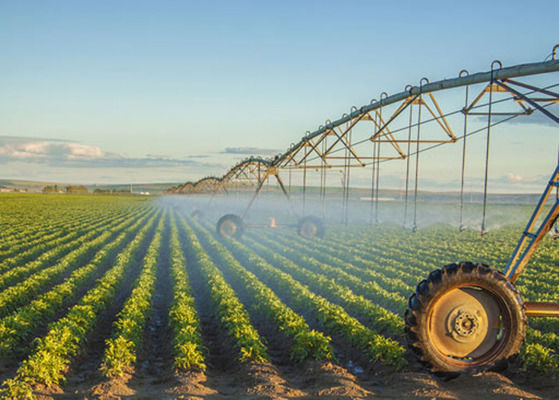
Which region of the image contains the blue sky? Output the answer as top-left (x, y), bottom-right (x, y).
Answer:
top-left (1, 0), bottom-right (558, 190)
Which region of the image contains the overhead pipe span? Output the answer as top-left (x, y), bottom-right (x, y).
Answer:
top-left (271, 59), bottom-right (559, 167)
top-left (168, 55), bottom-right (559, 192)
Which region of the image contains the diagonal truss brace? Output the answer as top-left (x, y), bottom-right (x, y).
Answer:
top-left (495, 80), bottom-right (559, 124)
top-left (369, 93), bottom-right (457, 153)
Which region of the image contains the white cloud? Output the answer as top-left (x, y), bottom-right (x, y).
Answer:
top-left (65, 143), bottom-right (106, 159)
top-left (0, 136), bottom-right (217, 170)
top-left (223, 147), bottom-right (280, 155)
top-left (506, 172), bottom-right (524, 182)
top-left (0, 140), bottom-right (108, 161)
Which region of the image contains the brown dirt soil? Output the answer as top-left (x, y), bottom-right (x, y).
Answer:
top-left (27, 361), bottom-right (558, 400)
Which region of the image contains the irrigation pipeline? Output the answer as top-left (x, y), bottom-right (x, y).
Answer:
top-left (300, 82), bottom-right (559, 167)
top-left (167, 51), bottom-right (559, 227)
top-left (272, 59), bottom-right (559, 166)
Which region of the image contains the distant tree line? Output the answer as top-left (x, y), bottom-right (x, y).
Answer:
top-left (93, 188), bottom-right (131, 194)
top-left (42, 185), bottom-right (88, 194)
top-left (42, 185), bottom-right (133, 195)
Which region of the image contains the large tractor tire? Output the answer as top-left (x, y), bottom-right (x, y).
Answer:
top-left (405, 262), bottom-right (526, 373)
top-left (216, 214), bottom-right (244, 238)
top-left (297, 216), bottom-right (325, 238)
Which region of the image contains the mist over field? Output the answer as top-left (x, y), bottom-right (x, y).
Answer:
top-left (160, 189), bottom-right (536, 233)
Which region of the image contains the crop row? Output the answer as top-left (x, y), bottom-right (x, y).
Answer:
top-left (261, 223), bottom-right (559, 374)
top-left (265, 229), bottom-right (415, 296)
top-left (206, 224), bottom-right (406, 369)
top-left (101, 213), bottom-right (165, 377)
top-left (327, 224), bottom-right (559, 317)
top-left (241, 232), bottom-right (405, 338)
top-left (0, 207), bottom-right (149, 318)
top-left (0, 208), bottom-right (114, 262)
top-left (0, 207), bottom-right (143, 274)
top-left (0, 207), bottom-right (147, 291)
top-left (0, 195), bottom-right (146, 251)
top-left (251, 229), bottom-right (408, 316)
top-left (189, 218), bottom-right (334, 362)
top-left (334, 225), bottom-right (559, 298)
top-left (0, 210), bottom-right (153, 358)
top-left (167, 214), bottom-right (206, 371)
top-left (179, 217), bottom-right (269, 363)
top-left (0, 210), bottom-right (161, 399)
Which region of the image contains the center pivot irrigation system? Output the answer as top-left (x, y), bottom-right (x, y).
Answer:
top-left (167, 45), bottom-right (559, 372)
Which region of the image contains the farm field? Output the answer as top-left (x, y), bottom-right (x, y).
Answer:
top-left (0, 193), bottom-right (558, 399)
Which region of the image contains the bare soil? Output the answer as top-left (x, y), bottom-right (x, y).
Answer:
top-left (32, 360), bottom-right (559, 400)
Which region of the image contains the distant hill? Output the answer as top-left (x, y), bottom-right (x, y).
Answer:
top-left (0, 179), bottom-right (180, 195)
top-left (0, 179), bottom-right (53, 191)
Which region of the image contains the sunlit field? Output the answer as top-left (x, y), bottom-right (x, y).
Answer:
top-left (0, 193), bottom-right (558, 399)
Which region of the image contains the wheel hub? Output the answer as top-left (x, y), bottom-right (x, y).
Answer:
top-left (220, 221), bottom-right (237, 236)
top-left (301, 222), bottom-right (317, 238)
top-left (430, 287), bottom-right (501, 358)
top-left (453, 310), bottom-right (480, 338)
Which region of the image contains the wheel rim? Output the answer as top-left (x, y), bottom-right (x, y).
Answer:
top-left (300, 221), bottom-right (318, 238)
top-left (219, 220), bottom-right (237, 237)
top-left (428, 285), bottom-right (511, 367)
